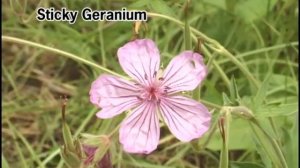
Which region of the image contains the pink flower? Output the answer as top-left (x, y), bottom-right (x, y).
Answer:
top-left (90, 39), bottom-right (211, 154)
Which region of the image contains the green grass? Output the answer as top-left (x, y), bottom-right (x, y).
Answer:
top-left (2, 0), bottom-right (298, 168)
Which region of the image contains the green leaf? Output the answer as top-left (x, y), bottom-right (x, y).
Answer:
top-left (254, 141), bottom-right (272, 168)
top-left (126, 155), bottom-right (175, 168)
top-left (202, 80), bottom-right (223, 105)
top-left (231, 161), bottom-right (264, 168)
top-left (250, 123), bottom-right (283, 168)
top-left (165, 145), bottom-right (190, 165)
top-left (74, 139), bottom-right (83, 158)
top-left (192, 86), bottom-right (201, 101)
top-left (255, 118), bottom-right (277, 138)
top-left (149, 0), bottom-right (175, 17)
top-left (128, 0), bottom-right (150, 8)
top-left (225, 0), bottom-right (238, 12)
top-left (269, 74), bottom-right (297, 87)
top-left (256, 103), bottom-right (297, 117)
top-left (222, 92), bottom-right (233, 105)
top-left (254, 75), bottom-right (271, 108)
top-left (206, 118), bottom-right (254, 150)
top-left (281, 121), bottom-right (298, 168)
top-left (229, 76), bottom-right (237, 101)
top-left (229, 76), bottom-right (241, 105)
top-left (234, 0), bottom-right (278, 23)
top-left (203, 0), bottom-right (227, 10)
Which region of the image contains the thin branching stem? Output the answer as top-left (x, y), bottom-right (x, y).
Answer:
top-left (2, 36), bottom-right (126, 79)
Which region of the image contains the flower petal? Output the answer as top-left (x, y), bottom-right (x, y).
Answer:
top-left (159, 96), bottom-right (211, 142)
top-left (89, 74), bottom-right (141, 118)
top-left (119, 102), bottom-right (160, 154)
top-left (117, 39), bottom-right (160, 86)
top-left (161, 51), bottom-right (207, 93)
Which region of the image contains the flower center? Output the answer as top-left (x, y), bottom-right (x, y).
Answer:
top-left (145, 86), bottom-right (159, 101)
top-left (138, 83), bottom-right (164, 102)
top-left (136, 71), bottom-right (171, 103)
top-left (149, 87), bottom-right (156, 95)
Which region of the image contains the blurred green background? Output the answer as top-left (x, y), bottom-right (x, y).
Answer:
top-left (2, 0), bottom-right (298, 168)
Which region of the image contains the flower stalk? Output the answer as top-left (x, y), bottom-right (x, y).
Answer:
top-left (223, 105), bottom-right (288, 168)
top-left (1, 36), bottom-right (125, 79)
top-left (250, 118), bottom-right (288, 168)
top-left (184, 0), bottom-right (192, 50)
top-left (218, 108), bottom-right (231, 168)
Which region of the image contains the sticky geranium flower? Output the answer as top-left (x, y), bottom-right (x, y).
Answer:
top-left (90, 39), bottom-right (211, 154)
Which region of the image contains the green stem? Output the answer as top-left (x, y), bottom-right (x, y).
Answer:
top-left (1, 36), bottom-right (125, 79)
top-left (201, 99), bottom-right (222, 109)
top-left (147, 13), bottom-right (218, 44)
top-left (219, 110), bottom-right (230, 168)
top-left (225, 106), bottom-right (288, 168)
top-left (184, 0), bottom-right (191, 50)
top-left (108, 124), bottom-right (121, 138)
top-left (218, 42), bottom-right (298, 65)
top-left (148, 12), bottom-right (260, 89)
top-left (220, 49), bottom-right (260, 88)
top-left (202, 45), bottom-right (231, 89)
top-left (251, 119), bottom-right (288, 168)
top-left (98, 22), bottom-right (107, 68)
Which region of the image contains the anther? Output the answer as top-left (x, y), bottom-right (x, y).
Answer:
top-left (164, 86), bottom-right (171, 89)
top-left (153, 71), bottom-right (157, 78)
top-left (136, 96), bottom-right (143, 101)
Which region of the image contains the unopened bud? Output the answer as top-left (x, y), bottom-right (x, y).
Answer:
top-left (62, 122), bottom-right (76, 152)
top-left (60, 146), bottom-right (82, 168)
top-left (81, 134), bottom-right (111, 167)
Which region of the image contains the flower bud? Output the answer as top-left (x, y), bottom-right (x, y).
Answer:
top-left (60, 145), bottom-right (83, 168)
top-left (81, 134), bottom-right (112, 168)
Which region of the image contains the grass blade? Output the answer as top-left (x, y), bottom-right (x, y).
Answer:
top-left (2, 154), bottom-right (11, 168)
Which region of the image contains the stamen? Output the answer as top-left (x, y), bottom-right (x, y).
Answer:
top-left (136, 96), bottom-right (143, 101)
top-left (144, 74), bottom-right (148, 80)
top-left (164, 86), bottom-right (171, 89)
top-left (149, 95), bottom-right (152, 101)
top-left (190, 60), bottom-right (196, 68)
top-left (153, 71), bottom-right (157, 78)
top-left (158, 77), bottom-right (164, 81)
